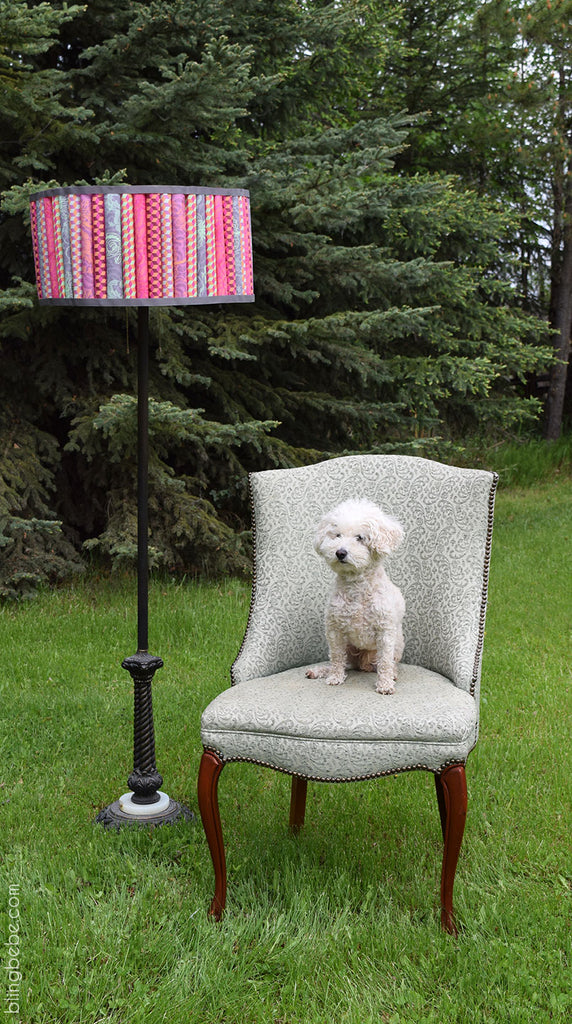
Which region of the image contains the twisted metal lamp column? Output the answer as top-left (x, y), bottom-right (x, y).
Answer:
top-left (96, 309), bottom-right (192, 829)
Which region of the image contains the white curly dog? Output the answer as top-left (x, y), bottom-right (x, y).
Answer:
top-left (306, 498), bottom-right (406, 695)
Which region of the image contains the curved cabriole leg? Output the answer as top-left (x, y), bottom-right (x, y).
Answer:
top-left (435, 763), bottom-right (468, 936)
top-left (197, 750), bottom-right (226, 921)
top-left (289, 776), bottom-right (308, 833)
top-left (434, 771), bottom-right (447, 842)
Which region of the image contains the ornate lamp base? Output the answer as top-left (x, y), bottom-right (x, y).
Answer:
top-left (95, 649), bottom-right (194, 830)
top-left (96, 794), bottom-right (193, 830)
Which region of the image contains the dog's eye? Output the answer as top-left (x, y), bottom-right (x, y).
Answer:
top-left (356, 534), bottom-right (365, 542)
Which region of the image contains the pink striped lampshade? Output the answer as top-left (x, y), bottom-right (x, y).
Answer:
top-left (29, 185), bottom-right (254, 306)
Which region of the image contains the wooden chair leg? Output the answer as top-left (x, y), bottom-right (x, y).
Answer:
top-left (289, 775), bottom-right (308, 833)
top-left (434, 770), bottom-right (447, 842)
top-left (435, 763), bottom-right (467, 936)
top-left (197, 749), bottom-right (226, 921)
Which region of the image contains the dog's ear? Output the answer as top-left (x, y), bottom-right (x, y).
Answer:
top-left (313, 514), bottom-right (332, 552)
top-left (369, 514), bottom-right (404, 555)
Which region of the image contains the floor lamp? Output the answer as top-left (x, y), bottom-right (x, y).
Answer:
top-left (29, 184), bottom-right (254, 827)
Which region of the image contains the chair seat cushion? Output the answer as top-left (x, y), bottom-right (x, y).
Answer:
top-left (201, 663), bottom-right (478, 781)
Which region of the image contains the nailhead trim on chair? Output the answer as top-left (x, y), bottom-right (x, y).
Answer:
top-left (470, 472), bottom-right (498, 698)
top-left (230, 477), bottom-right (257, 687)
top-left (202, 746), bottom-right (466, 784)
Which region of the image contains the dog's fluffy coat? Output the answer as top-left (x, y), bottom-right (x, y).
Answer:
top-left (306, 498), bottom-right (405, 694)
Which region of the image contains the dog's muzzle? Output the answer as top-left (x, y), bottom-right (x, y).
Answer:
top-left (336, 548), bottom-right (348, 562)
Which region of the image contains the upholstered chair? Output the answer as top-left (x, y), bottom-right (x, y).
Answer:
top-left (198, 455), bottom-right (497, 934)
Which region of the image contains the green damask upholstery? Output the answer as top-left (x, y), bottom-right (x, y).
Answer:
top-left (201, 664), bottom-right (478, 781)
top-left (198, 454), bottom-right (497, 931)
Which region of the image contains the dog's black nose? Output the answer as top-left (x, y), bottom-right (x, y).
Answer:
top-left (336, 548), bottom-right (348, 561)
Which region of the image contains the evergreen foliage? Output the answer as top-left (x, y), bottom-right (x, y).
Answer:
top-left (378, 0), bottom-right (572, 436)
top-left (0, 0), bottom-right (554, 592)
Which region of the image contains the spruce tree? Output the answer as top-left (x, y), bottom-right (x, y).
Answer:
top-left (0, 0), bottom-right (554, 594)
top-left (377, 0), bottom-right (568, 435)
top-left (0, 0), bottom-right (96, 595)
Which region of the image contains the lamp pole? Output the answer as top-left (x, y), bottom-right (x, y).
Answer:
top-left (136, 305), bottom-right (152, 654)
top-left (96, 308), bottom-right (192, 828)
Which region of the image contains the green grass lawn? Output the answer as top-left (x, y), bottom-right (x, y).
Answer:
top-left (1, 475), bottom-right (571, 1023)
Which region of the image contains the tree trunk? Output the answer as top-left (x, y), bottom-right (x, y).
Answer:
top-left (544, 178), bottom-right (572, 441)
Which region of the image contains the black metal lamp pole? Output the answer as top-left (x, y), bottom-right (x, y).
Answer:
top-left (96, 308), bottom-right (192, 828)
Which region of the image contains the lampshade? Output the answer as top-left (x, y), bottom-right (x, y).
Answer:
top-left (29, 185), bottom-right (254, 306)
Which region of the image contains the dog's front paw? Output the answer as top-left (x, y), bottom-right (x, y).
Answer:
top-left (305, 665), bottom-right (327, 679)
top-left (375, 677), bottom-right (395, 695)
top-left (326, 671), bottom-right (345, 686)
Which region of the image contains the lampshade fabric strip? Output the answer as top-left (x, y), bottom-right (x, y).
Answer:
top-left (29, 186), bottom-right (254, 306)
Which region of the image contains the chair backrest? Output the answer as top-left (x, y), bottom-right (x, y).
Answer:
top-left (232, 455), bottom-right (497, 703)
